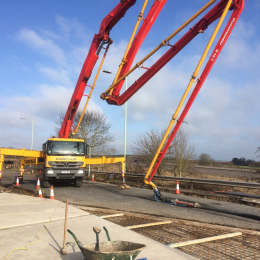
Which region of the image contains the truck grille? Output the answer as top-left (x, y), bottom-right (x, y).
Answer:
top-left (48, 161), bottom-right (84, 168)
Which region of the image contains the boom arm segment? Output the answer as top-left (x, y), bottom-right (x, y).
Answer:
top-left (101, 0), bottom-right (243, 106)
top-left (102, 0), bottom-right (167, 99)
top-left (58, 0), bottom-right (137, 138)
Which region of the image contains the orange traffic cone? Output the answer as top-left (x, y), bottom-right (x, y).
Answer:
top-left (38, 188), bottom-right (43, 198)
top-left (50, 185), bottom-right (55, 200)
top-left (176, 181), bottom-right (180, 194)
top-left (16, 176), bottom-right (20, 186)
top-left (36, 177), bottom-right (41, 190)
top-left (91, 174), bottom-right (95, 182)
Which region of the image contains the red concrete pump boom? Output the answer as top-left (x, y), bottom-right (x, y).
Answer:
top-left (59, 0), bottom-right (244, 196)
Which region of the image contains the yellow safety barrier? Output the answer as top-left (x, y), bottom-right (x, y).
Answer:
top-left (0, 148), bottom-right (43, 158)
top-left (85, 156), bottom-right (124, 165)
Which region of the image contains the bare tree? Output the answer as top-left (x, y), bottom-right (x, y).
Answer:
top-left (134, 130), bottom-right (162, 156)
top-left (57, 111), bottom-right (115, 155)
top-left (133, 128), bottom-right (194, 176)
top-left (133, 130), bottom-right (166, 175)
top-left (171, 128), bottom-right (195, 177)
top-left (199, 153), bottom-right (214, 166)
top-left (256, 147), bottom-right (260, 157)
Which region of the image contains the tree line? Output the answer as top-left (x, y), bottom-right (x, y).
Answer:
top-left (232, 157), bottom-right (260, 167)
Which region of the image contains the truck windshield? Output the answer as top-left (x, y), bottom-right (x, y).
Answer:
top-left (47, 141), bottom-right (85, 156)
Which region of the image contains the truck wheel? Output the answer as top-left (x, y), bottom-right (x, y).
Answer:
top-left (42, 177), bottom-right (50, 188)
top-left (74, 178), bottom-right (83, 187)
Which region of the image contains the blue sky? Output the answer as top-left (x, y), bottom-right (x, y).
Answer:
top-left (1, 0), bottom-right (260, 160)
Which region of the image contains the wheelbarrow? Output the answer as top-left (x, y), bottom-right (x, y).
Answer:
top-left (67, 227), bottom-right (146, 260)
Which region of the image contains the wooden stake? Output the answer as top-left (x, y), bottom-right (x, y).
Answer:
top-left (168, 232), bottom-right (242, 248)
top-left (61, 200), bottom-right (69, 255)
top-left (100, 213), bottom-right (124, 219)
top-left (126, 221), bottom-right (172, 230)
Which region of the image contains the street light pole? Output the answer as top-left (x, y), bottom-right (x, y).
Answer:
top-left (124, 77), bottom-right (128, 173)
top-left (88, 145), bottom-right (92, 177)
top-left (31, 119), bottom-right (34, 150)
top-left (20, 116), bottom-right (34, 150)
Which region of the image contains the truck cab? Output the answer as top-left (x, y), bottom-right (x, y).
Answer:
top-left (42, 138), bottom-right (88, 187)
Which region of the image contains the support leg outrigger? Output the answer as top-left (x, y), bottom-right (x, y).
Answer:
top-left (151, 183), bottom-right (200, 208)
top-left (144, 178), bottom-right (173, 205)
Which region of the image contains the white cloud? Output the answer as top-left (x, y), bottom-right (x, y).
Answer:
top-left (56, 15), bottom-right (89, 41)
top-left (10, 16), bottom-right (104, 149)
top-left (38, 66), bottom-right (73, 86)
top-left (218, 20), bottom-right (260, 70)
top-left (185, 77), bottom-right (260, 159)
top-left (18, 28), bottom-right (66, 65)
top-left (0, 83), bottom-right (103, 149)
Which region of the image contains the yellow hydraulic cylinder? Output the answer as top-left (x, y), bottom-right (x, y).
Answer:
top-left (144, 178), bottom-right (157, 190)
top-left (103, 0), bottom-right (216, 97)
top-left (108, 0), bottom-right (149, 96)
top-left (73, 42), bottom-right (111, 135)
top-left (145, 0), bottom-right (233, 186)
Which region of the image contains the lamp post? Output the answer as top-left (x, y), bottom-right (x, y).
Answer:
top-left (124, 77), bottom-right (128, 173)
top-left (88, 145), bottom-right (92, 178)
top-left (102, 69), bottom-right (128, 171)
top-left (31, 119), bottom-right (34, 150)
top-left (20, 116), bottom-right (34, 150)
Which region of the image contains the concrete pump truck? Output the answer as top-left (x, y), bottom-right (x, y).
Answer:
top-left (0, 0), bottom-right (244, 196)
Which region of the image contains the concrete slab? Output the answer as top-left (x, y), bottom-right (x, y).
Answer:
top-left (0, 193), bottom-right (89, 230)
top-left (0, 193), bottom-right (197, 260)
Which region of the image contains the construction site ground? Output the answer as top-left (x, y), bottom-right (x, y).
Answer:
top-left (82, 207), bottom-right (260, 260)
top-left (0, 193), bottom-right (194, 260)
top-left (4, 174), bottom-right (259, 230)
top-left (1, 170), bottom-right (260, 259)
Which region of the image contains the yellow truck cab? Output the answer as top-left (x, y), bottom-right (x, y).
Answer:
top-left (42, 138), bottom-right (88, 187)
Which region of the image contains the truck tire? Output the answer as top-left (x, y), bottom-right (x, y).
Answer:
top-left (41, 176), bottom-right (50, 188)
top-left (74, 177), bottom-right (83, 187)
